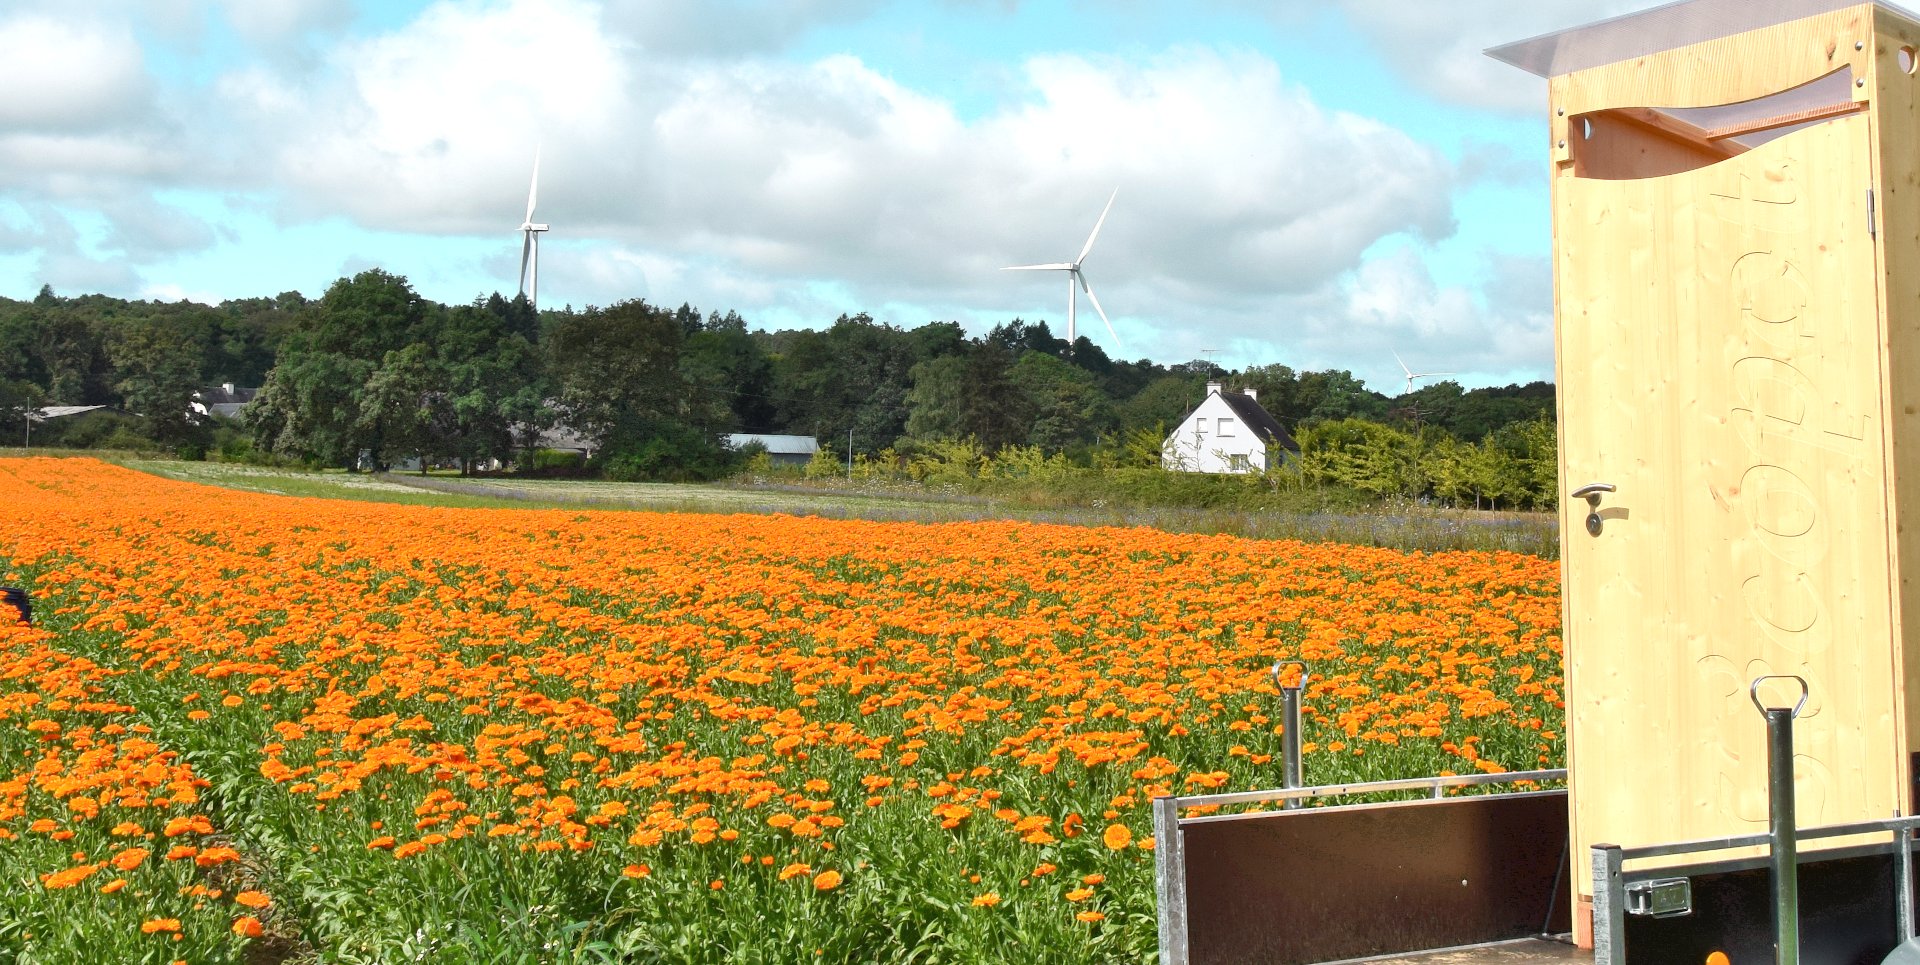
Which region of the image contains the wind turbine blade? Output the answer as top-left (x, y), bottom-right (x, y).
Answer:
top-left (526, 151), bottom-right (541, 222)
top-left (1392, 348), bottom-right (1412, 378)
top-left (1078, 273), bottom-right (1121, 351)
top-left (1076, 188), bottom-right (1118, 264)
top-left (519, 232), bottom-right (533, 295)
top-left (1003, 263), bottom-right (1075, 271)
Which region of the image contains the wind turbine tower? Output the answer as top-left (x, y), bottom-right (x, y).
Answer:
top-left (518, 153), bottom-right (550, 309)
top-left (1393, 349), bottom-right (1453, 396)
top-left (1004, 188), bottom-right (1122, 351)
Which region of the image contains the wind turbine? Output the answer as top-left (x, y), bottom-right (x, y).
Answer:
top-left (1003, 188), bottom-right (1122, 351)
top-left (1393, 349), bottom-right (1453, 396)
top-left (518, 152), bottom-right (550, 309)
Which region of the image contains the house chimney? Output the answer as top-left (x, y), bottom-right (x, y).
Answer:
top-left (1205, 381), bottom-right (1222, 396)
top-left (1243, 387), bottom-right (1257, 401)
top-left (222, 382), bottom-right (235, 395)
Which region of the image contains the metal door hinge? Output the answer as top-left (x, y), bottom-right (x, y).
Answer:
top-left (1625, 877), bottom-right (1692, 918)
top-left (1870, 188), bottom-right (1878, 240)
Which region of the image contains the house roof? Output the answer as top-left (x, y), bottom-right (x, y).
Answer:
top-left (33, 405), bottom-right (110, 421)
top-left (196, 385), bottom-right (260, 406)
top-left (1486, 0), bottom-right (1918, 79)
top-left (1219, 393), bottom-right (1298, 452)
top-left (534, 424), bottom-right (594, 452)
top-left (726, 433), bottom-right (819, 456)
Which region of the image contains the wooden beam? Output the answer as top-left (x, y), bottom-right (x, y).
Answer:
top-left (1604, 108), bottom-right (1743, 160)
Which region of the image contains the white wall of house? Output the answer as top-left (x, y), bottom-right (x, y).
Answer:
top-left (1161, 383), bottom-right (1269, 474)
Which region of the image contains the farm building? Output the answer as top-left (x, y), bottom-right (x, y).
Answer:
top-left (190, 384), bottom-right (260, 421)
top-left (726, 433), bottom-right (818, 467)
top-left (1160, 382), bottom-right (1297, 474)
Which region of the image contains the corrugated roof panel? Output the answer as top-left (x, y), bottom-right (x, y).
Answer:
top-left (1486, 0), bottom-right (1914, 78)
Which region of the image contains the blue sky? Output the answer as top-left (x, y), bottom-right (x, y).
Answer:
top-left (0, 0), bottom-right (1642, 394)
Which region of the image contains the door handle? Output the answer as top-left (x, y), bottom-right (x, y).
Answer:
top-left (1571, 483), bottom-right (1615, 536)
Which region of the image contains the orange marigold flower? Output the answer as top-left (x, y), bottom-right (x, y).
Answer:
top-left (232, 916), bottom-right (264, 939)
top-left (366, 836), bottom-right (396, 850)
top-left (971, 892), bottom-right (1001, 907)
top-left (233, 890), bottom-right (271, 909)
top-left (195, 846), bottom-right (241, 867)
top-left (622, 864), bottom-right (651, 879)
top-left (812, 869), bottom-right (842, 891)
top-left (1065, 887), bottom-right (1095, 902)
top-left (141, 918), bottom-right (182, 934)
top-left (40, 863), bottom-right (99, 890)
top-left (100, 878), bottom-right (128, 894)
top-left (111, 847), bottom-right (150, 872)
top-left (1076, 910), bottom-right (1106, 923)
top-left (1101, 824), bottom-right (1132, 850)
top-left (778, 862), bottom-right (812, 881)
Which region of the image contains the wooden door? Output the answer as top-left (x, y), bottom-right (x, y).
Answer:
top-left (1555, 112), bottom-right (1901, 899)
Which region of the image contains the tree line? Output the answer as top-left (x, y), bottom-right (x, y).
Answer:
top-left (0, 270), bottom-right (1558, 507)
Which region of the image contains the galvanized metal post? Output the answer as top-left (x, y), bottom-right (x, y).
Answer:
top-left (1272, 660), bottom-right (1309, 810)
top-left (1591, 844), bottom-right (1625, 965)
top-left (1751, 675), bottom-right (1808, 965)
top-left (1895, 816), bottom-right (1915, 942)
top-left (1764, 705), bottom-right (1799, 965)
top-left (1153, 795), bottom-right (1189, 965)
top-left (1280, 685), bottom-right (1303, 808)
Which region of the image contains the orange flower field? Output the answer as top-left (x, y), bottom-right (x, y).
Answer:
top-left (0, 458), bottom-right (1563, 963)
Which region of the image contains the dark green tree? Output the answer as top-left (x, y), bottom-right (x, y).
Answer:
top-left (1011, 351), bottom-right (1110, 452)
top-left (545, 299), bottom-right (695, 452)
top-left (250, 269), bottom-right (430, 468)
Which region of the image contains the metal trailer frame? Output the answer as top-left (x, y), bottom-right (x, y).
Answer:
top-left (1590, 814), bottom-right (1920, 964)
top-left (1154, 769), bottom-right (1569, 965)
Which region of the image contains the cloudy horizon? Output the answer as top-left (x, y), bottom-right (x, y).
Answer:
top-left (0, 0), bottom-right (1638, 392)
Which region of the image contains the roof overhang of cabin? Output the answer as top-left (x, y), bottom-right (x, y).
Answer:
top-left (1486, 0), bottom-right (1919, 79)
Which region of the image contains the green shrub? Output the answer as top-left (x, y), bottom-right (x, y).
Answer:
top-left (801, 447), bottom-right (843, 480)
top-left (597, 420), bottom-right (735, 482)
top-left (531, 448), bottom-right (586, 471)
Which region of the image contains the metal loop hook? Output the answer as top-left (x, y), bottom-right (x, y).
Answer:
top-left (1271, 659), bottom-right (1310, 692)
top-left (1749, 674), bottom-right (1809, 718)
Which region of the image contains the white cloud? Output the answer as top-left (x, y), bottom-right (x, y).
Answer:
top-left (1231, 246), bottom-right (1555, 392)
top-left (251, 0), bottom-right (639, 231)
top-left (600, 0), bottom-right (883, 57)
top-left (215, 0), bottom-right (353, 43)
top-left (229, 3), bottom-right (1456, 338)
top-left (0, 15), bottom-right (150, 132)
top-left (1333, 0), bottom-right (1647, 113)
top-left (0, 0), bottom-right (1554, 387)
top-left (29, 211), bottom-right (143, 295)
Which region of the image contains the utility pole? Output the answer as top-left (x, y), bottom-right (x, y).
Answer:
top-left (847, 428), bottom-right (854, 480)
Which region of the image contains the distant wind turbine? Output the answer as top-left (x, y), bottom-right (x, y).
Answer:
top-left (1393, 349), bottom-right (1453, 396)
top-left (1003, 188), bottom-right (1122, 352)
top-left (517, 152), bottom-right (550, 309)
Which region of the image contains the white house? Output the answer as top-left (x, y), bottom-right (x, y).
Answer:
top-left (1162, 382), bottom-right (1298, 474)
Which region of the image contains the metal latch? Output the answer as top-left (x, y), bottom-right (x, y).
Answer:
top-left (1625, 877), bottom-right (1693, 918)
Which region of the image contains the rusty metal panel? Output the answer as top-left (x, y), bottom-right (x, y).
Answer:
top-left (1180, 791), bottom-right (1570, 965)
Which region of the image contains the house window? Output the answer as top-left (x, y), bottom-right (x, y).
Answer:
top-left (1230, 454), bottom-right (1250, 472)
top-left (1217, 418), bottom-right (1233, 437)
